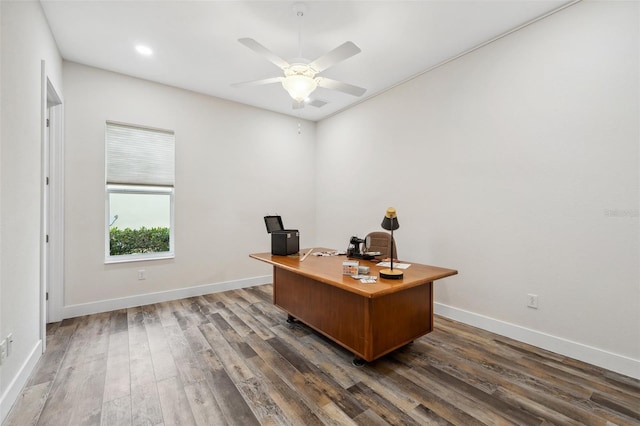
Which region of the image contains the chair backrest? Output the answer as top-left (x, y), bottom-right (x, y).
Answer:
top-left (365, 231), bottom-right (398, 259)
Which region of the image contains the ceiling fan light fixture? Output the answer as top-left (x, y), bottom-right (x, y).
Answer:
top-left (234, 28), bottom-right (365, 109)
top-left (282, 74), bottom-right (318, 102)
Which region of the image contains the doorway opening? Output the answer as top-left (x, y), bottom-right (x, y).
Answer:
top-left (41, 65), bottom-right (64, 352)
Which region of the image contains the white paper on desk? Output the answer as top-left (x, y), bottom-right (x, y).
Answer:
top-left (377, 262), bottom-right (411, 269)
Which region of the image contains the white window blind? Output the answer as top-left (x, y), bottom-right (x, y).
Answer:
top-left (106, 122), bottom-right (175, 186)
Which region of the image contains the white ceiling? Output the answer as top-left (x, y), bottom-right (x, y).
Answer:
top-left (40, 0), bottom-right (576, 122)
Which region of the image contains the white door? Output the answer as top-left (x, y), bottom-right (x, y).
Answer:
top-left (44, 106), bottom-right (51, 322)
top-left (42, 72), bottom-right (63, 338)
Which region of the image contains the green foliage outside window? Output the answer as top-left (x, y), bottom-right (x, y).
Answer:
top-left (109, 227), bottom-right (170, 256)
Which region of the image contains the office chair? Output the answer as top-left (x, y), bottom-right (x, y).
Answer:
top-left (365, 231), bottom-right (398, 260)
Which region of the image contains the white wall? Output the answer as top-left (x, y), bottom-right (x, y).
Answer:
top-left (0, 0), bottom-right (63, 421)
top-left (316, 1), bottom-right (639, 378)
top-left (63, 62), bottom-right (316, 311)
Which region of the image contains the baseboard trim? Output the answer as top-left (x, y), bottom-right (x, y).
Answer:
top-left (434, 302), bottom-right (640, 380)
top-left (63, 275), bottom-right (272, 319)
top-left (0, 339), bottom-right (43, 423)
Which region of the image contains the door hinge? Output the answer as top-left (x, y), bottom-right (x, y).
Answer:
top-left (46, 118), bottom-right (50, 128)
top-left (46, 177), bottom-right (50, 185)
top-left (46, 234), bottom-right (49, 243)
top-left (46, 292), bottom-right (49, 301)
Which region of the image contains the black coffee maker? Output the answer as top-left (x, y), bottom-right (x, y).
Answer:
top-left (347, 236), bottom-right (373, 260)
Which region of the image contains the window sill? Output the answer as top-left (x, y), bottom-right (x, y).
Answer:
top-left (105, 253), bottom-right (175, 265)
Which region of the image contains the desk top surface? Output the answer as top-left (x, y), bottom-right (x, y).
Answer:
top-left (250, 248), bottom-right (458, 298)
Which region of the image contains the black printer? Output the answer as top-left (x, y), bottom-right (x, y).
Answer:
top-left (264, 215), bottom-right (299, 256)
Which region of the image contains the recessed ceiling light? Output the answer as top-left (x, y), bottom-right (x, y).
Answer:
top-left (135, 45), bottom-right (153, 56)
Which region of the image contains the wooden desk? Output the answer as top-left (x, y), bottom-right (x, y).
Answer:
top-left (250, 249), bottom-right (457, 363)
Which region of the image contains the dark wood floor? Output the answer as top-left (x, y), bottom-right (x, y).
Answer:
top-left (4, 284), bottom-right (639, 425)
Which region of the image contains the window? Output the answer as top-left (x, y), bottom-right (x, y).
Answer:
top-left (105, 122), bottom-right (175, 263)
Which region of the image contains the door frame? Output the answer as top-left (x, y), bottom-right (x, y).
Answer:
top-left (41, 61), bottom-right (64, 352)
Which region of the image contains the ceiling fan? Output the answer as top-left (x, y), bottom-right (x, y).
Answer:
top-left (232, 3), bottom-right (366, 109)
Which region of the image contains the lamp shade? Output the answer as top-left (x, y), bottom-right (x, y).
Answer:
top-left (381, 207), bottom-right (399, 231)
top-left (282, 75), bottom-right (318, 102)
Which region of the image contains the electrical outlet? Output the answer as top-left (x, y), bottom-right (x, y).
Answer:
top-left (527, 293), bottom-right (539, 309)
top-left (0, 339), bottom-right (6, 364)
top-left (6, 333), bottom-right (12, 356)
top-left (137, 269), bottom-right (146, 280)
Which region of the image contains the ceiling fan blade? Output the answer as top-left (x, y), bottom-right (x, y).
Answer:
top-left (231, 77), bottom-right (283, 88)
top-left (318, 78), bottom-right (366, 97)
top-left (238, 38), bottom-right (290, 70)
top-left (292, 98), bottom-right (327, 110)
top-left (308, 99), bottom-right (327, 108)
top-left (308, 41), bottom-right (361, 73)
